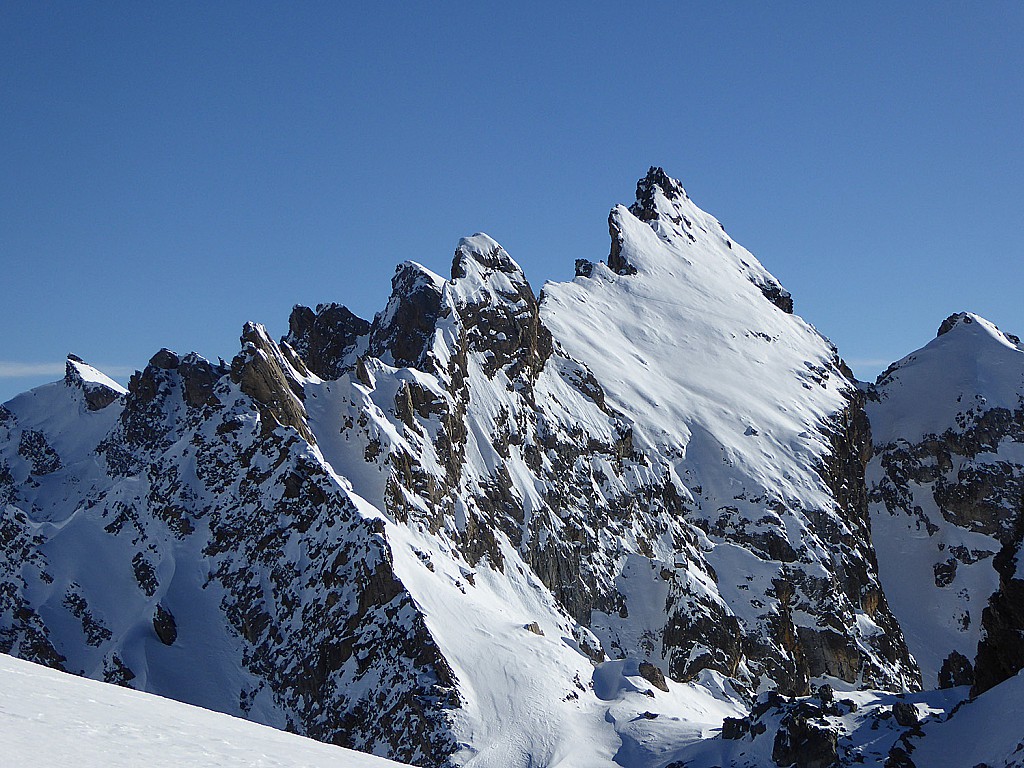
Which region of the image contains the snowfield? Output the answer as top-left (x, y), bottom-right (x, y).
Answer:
top-left (5, 648), bottom-right (1024, 768)
top-left (0, 652), bottom-right (409, 767)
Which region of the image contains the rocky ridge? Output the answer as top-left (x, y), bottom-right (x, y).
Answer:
top-left (1, 169), bottom-right (1022, 768)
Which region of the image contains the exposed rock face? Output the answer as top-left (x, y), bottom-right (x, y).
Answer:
top-left (231, 322), bottom-right (315, 443)
top-left (891, 699), bottom-right (919, 727)
top-left (178, 352), bottom-right (226, 408)
top-left (638, 661), bottom-right (669, 692)
top-left (0, 506), bottom-right (66, 670)
top-left (772, 712), bottom-right (840, 768)
top-left (449, 234), bottom-right (553, 382)
top-left (18, 429), bottom-right (61, 476)
top-left (937, 650), bottom-right (974, 689)
top-left (283, 303), bottom-right (370, 380)
top-left (972, 518), bottom-right (1024, 695)
top-left (607, 212), bottom-right (638, 276)
top-left (0, 331), bottom-right (459, 766)
top-left (368, 261), bottom-right (445, 369)
top-left (152, 604), bottom-right (177, 645)
top-left (65, 355), bottom-right (124, 411)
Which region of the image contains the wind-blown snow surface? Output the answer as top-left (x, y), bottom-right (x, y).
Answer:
top-left (867, 312), bottom-right (1024, 687)
top-left (544, 204), bottom-right (840, 514)
top-left (0, 653), bottom-right (408, 768)
top-left (869, 313), bottom-right (1024, 445)
top-left (543, 171), bottom-right (914, 693)
top-left (909, 669), bottom-right (1024, 767)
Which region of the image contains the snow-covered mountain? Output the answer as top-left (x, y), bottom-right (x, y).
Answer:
top-left (1, 168), bottom-right (1022, 768)
top-left (865, 312), bottom-right (1024, 692)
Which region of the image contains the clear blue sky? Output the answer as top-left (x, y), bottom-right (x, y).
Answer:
top-left (2, 2), bottom-right (1022, 403)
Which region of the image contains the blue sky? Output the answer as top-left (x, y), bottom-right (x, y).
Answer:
top-left (2, 2), bottom-right (1022, 403)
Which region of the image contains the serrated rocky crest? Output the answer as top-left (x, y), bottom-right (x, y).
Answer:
top-left (5, 169), bottom-right (1023, 768)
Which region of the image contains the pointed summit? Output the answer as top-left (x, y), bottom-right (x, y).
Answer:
top-left (448, 233), bottom-right (550, 382)
top-left (597, 167), bottom-right (793, 312)
top-left (630, 166), bottom-right (688, 222)
top-left (64, 355), bottom-right (127, 411)
top-left (448, 232), bottom-right (535, 313)
top-left (935, 312), bottom-right (1022, 347)
top-left (871, 312), bottom-right (1024, 445)
top-left (451, 233), bottom-right (522, 278)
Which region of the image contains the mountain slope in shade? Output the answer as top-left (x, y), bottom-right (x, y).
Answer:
top-left (866, 312), bottom-right (1024, 690)
top-left (0, 652), bottom-right (409, 768)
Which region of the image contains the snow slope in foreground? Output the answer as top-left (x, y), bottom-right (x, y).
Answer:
top-left (0, 653), bottom-right (409, 768)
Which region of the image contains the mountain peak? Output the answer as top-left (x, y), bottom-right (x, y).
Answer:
top-left (64, 355), bottom-right (127, 410)
top-left (451, 233), bottom-right (522, 279)
top-left (628, 167), bottom-right (692, 228)
top-left (598, 167), bottom-right (794, 312)
top-left (634, 166), bottom-right (687, 210)
top-left (871, 312), bottom-right (1024, 445)
top-left (935, 312), bottom-right (1022, 347)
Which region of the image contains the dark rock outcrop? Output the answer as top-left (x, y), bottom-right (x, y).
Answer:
top-left (284, 303), bottom-right (370, 380)
top-left (367, 262), bottom-right (444, 369)
top-left (638, 661), bottom-right (669, 692)
top-left (938, 650), bottom-right (974, 689)
top-left (772, 710), bottom-right (840, 768)
top-left (179, 353), bottom-right (226, 408)
top-left (230, 323), bottom-right (314, 443)
top-left (607, 212), bottom-right (637, 276)
top-left (153, 604), bottom-right (177, 645)
top-left (449, 235), bottom-right (552, 383)
top-left (972, 512), bottom-right (1024, 695)
top-left (18, 430), bottom-right (61, 476)
top-left (891, 699), bottom-right (919, 727)
top-left (65, 355), bottom-right (122, 410)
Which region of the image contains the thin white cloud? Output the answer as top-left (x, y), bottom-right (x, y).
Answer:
top-left (0, 362), bottom-right (66, 378)
top-left (845, 358), bottom-right (894, 369)
top-left (0, 361), bottom-right (135, 379)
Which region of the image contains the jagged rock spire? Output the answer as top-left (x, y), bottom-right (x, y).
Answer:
top-left (284, 303), bottom-right (370, 380)
top-left (630, 166), bottom-right (688, 221)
